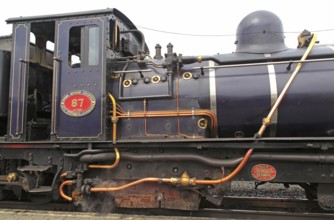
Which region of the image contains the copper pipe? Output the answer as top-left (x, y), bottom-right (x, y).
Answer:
top-left (59, 180), bottom-right (73, 202)
top-left (89, 149), bottom-right (252, 193)
top-left (116, 110), bottom-right (218, 138)
top-left (143, 103), bottom-right (169, 137)
top-left (88, 147), bottom-right (120, 169)
top-left (116, 103), bottom-right (125, 113)
top-left (195, 148), bottom-right (253, 184)
top-left (108, 93), bottom-right (118, 142)
top-left (176, 65), bottom-right (182, 136)
top-left (258, 34), bottom-right (318, 137)
top-left (90, 178), bottom-right (172, 192)
top-left (143, 99), bottom-right (159, 137)
top-left (174, 65), bottom-right (201, 138)
top-left (142, 99), bottom-right (206, 138)
top-left (60, 172), bottom-right (67, 182)
top-left (146, 62), bottom-right (163, 68)
top-left (141, 65), bottom-right (205, 138)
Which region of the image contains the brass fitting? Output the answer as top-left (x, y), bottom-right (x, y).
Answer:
top-left (111, 116), bottom-right (118, 124)
top-left (262, 117), bottom-right (271, 125)
top-left (197, 56), bottom-right (202, 63)
top-left (7, 173), bottom-right (17, 183)
top-left (170, 171), bottom-right (196, 186)
top-left (198, 118), bottom-right (208, 129)
top-left (123, 79), bottom-right (132, 88)
top-left (182, 72), bottom-right (192, 80)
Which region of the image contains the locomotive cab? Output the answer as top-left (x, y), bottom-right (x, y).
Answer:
top-left (4, 9), bottom-right (144, 141)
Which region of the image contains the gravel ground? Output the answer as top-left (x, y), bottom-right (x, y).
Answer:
top-left (0, 209), bottom-right (219, 220)
top-left (227, 181), bottom-right (307, 199)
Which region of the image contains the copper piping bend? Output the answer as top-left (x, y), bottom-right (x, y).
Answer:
top-left (195, 148), bottom-right (254, 185)
top-left (59, 180), bottom-right (73, 202)
top-left (89, 149), bottom-right (253, 193)
top-left (108, 93), bottom-right (118, 142)
top-left (88, 147), bottom-right (120, 169)
top-left (117, 109), bottom-right (218, 138)
top-left (60, 172), bottom-right (67, 182)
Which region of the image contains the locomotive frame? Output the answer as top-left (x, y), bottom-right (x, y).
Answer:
top-left (0, 8), bottom-right (334, 211)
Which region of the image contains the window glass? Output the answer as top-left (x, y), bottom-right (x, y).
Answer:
top-left (46, 41), bottom-right (54, 52)
top-left (88, 26), bottom-right (99, 66)
top-left (68, 26), bottom-right (81, 68)
top-left (30, 32), bottom-right (36, 44)
top-left (68, 25), bottom-right (99, 68)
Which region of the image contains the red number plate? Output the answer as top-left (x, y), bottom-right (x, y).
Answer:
top-left (61, 90), bottom-right (96, 117)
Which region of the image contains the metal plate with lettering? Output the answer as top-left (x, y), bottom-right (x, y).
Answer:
top-left (251, 164), bottom-right (277, 181)
top-left (60, 90), bottom-right (96, 117)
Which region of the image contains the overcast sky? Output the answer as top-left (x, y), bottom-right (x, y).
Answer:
top-left (1, 0), bottom-right (333, 55)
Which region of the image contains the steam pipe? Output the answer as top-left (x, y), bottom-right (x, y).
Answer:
top-left (88, 147), bottom-right (120, 169)
top-left (59, 180), bottom-right (73, 202)
top-left (64, 149), bottom-right (114, 158)
top-left (257, 34), bottom-right (318, 137)
top-left (80, 152), bottom-right (243, 167)
top-left (89, 149), bottom-right (252, 193)
top-left (181, 55), bottom-right (222, 65)
top-left (108, 93), bottom-right (118, 143)
top-left (193, 57), bottom-right (334, 70)
top-left (90, 178), bottom-right (172, 193)
top-left (196, 148), bottom-right (253, 184)
top-left (80, 152), bottom-right (334, 167)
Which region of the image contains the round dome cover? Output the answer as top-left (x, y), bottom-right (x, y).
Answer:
top-left (235, 10), bottom-right (288, 53)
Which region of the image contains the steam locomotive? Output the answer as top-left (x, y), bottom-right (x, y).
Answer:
top-left (0, 8), bottom-right (334, 211)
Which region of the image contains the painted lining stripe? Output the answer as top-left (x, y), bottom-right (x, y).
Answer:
top-left (265, 54), bottom-right (278, 137)
top-left (208, 60), bottom-right (218, 137)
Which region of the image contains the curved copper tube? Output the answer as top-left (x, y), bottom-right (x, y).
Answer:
top-left (108, 93), bottom-right (117, 142)
top-left (89, 149), bottom-right (253, 193)
top-left (142, 99), bottom-right (207, 138)
top-left (116, 110), bottom-right (218, 138)
top-left (195, 148), bottom-right (253, 184)
top-left (60, 172), bottom-right (67, 182)
top-left (59, 180), bottom-right (73, 202)
top-left (88, 147), bottom-right (120, 169)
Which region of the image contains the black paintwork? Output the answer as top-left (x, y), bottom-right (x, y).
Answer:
top-left (0, 51), bottom-right (10, 117)
top-left (1, 9), bottom-right (334, 208)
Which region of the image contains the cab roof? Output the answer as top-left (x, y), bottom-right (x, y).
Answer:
top-left (6, 8), bottom-right (137, 30)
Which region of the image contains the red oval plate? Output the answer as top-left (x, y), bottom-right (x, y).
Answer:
top-left (251, 164), bottom-right (277, 181)
top-left (61, 90), bottom-right (96, 117)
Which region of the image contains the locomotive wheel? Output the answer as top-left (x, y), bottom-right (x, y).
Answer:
top-left (317, 184), bottom-right (334, 210)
